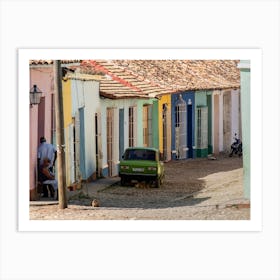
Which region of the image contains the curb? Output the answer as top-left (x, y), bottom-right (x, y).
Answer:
top-left (30, 200), bottom-right (59, 206)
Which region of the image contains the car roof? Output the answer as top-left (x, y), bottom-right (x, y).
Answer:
top-left (125, 147), bottom-right (158, 152)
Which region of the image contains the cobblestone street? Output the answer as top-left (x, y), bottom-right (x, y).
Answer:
top-left (30, 155), bottom-right (250, 220)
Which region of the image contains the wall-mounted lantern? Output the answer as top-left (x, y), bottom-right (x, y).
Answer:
top-left (30, 84), bottom-right (42, 105)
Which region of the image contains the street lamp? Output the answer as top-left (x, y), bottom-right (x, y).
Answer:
top-left (30, 84), bottom-right (42, 105)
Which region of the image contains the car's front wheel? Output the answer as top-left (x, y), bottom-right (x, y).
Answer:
top-left (155, 177), bottom-right (162, 188)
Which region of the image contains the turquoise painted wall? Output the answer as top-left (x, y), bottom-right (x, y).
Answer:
top-left (195, 91), bottom-right (212, 157)
top-left (101, 98), bottom-right (137, 177)
top-left (207, 93), bottom-right (213, 154)
top-left (239, 61), bottom-right (250, 199)
top-left (100, 98), bottom-right (157, 177)
top-left (71, 79), bottom-right (100, 181)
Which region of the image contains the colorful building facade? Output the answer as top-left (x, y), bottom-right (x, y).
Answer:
top-left (212, 89), bottom-right (241, 154)
top-left (238, 60), bottom-right (250, 199)
top-left (29, 65), bottom-right (55, 200)
top-left (64, 75), bottom-right (101, 183)
top-left (29, 60), bottom-right (242, 200)
top-left (100, 97), bottom-right (158, 177)
top-left (157, 94), bottom-right (172, 161)
top-left (171, 91), bottom-right (195, 160)
top-left (194, 90), bottom-right (213, 157)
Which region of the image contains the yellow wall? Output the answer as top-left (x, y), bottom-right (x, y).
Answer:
top-left (158, 94), bottom-right (171, 156)
top-left (62, 80), bottom-right (72, 186)
top-left (62, 80), bottom-right (72, 127)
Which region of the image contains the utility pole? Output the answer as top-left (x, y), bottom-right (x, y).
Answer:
top-left (53, 60), bottom-right (68, 209)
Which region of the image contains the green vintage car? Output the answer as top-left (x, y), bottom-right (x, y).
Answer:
top-left (119, 147), bottom-right (164, 187)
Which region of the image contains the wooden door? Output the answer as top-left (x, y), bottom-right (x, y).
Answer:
top-left (162, 104), bottom-right (168, 161)
top-left (74, 112), bottom-right (81, 181)
top-left (37, 96), bottom-right (45, 144)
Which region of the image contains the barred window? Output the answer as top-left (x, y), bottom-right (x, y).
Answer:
top-left (143, 105), bottom-right (152, 147)
top-left (175, 94), bottom-right (187, 159)
top-left (129, 106), bottom-right (137, 147)
top-left (196, 106), bottom-right (208, 149)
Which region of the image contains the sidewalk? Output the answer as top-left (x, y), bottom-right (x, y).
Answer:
top-left (29, 176), bottom-right (120, 206)
top-left (80, 176), bottom-right (120, 197)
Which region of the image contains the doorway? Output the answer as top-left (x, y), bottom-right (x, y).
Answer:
top-left (107, 108), bottom-right (114, 177)
top-left (119, 109), bottom-right (124, 160)
top-left (143, 104), bottom-right (152, 147)
top-left (162, 104), bottom-right (168, 161)
top-left (187, 104), bottom-right (193, 158)
top-left (37, 96), bottom-right (45, 144)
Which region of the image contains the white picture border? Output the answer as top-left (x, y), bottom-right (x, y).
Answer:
top-left (19, 48), bottom-right (262, 232)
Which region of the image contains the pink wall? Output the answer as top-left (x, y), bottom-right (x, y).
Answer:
top-left (29, 66), bottom-right (54, 191)
top-left (29, 106), bottom-right (38, 191)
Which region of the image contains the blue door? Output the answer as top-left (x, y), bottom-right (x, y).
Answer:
top-left (79, 108), bottom-right (86, 179)
top-left (119, 108), bottom-right (124, 160)
top-left (171, 91), bottom-right (195, 159)
top-left (187, 104), bottom-right (193, 158)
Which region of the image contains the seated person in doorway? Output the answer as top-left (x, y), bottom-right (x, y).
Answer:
top-left (37, 136), bottom-right (57, 173)
top-left (38, 157), bottom-right (58, 198)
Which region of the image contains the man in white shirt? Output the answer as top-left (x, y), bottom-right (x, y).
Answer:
top-left (37, 136), bottom-right (57, 172)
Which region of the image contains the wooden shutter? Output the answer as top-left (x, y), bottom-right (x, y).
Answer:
top-left (74, 111), bottom-right (81, 181)
top-left (69, 123), bottom-right (75, 183)
top-left (143, 106), bottom-right (148, 147)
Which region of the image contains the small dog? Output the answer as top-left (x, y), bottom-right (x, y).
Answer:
top-left (135, 181), bottom-right (150, 189)
top-left (91, 199), bottom-right (100, 207)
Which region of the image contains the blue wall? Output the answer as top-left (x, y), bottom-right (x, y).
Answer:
top-left (79, 107), bottom-right (86, 179)
top-left (171, 91), bottom-right (195, 160)
top-left (119, 108), bottom-right (124, 160)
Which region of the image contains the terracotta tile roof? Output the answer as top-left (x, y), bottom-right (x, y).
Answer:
top-left (112, 60), bottom-right (240, 92)
top-left (65, 68), bottom-right (154, 99)
top-left (30, 59), bottom-right (240, 99)
top-left (30, 60), bottom-right (81, 65)
top-left (80, 60), bottom-right (170, 98)
top-left (99, 78), bottom-right (156, 99)
top-left (80, 59), bottom-right (240, 98)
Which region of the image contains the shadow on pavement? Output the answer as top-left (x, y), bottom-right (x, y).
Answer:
top-left (77, 195), bottom-right (211, 210)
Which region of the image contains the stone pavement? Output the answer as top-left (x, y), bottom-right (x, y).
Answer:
top-left (29, 176), bottom-right (120, 206)
top-left (80, 176), bottom-right (120, 197)
top-left (30, 158), bottom-right (250, 220)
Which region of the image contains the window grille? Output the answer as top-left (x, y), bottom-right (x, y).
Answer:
top-left (175, 94), bottom-right (187, 159)
top-left (129, 106), bottom-right (137, 147)
top-left (196, 107), bottom-right (208, 149)
top-left (143, 105), bottom-right (152, 147)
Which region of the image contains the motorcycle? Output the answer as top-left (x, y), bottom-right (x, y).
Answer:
top-left (229, 133), bottom-right (242, 157)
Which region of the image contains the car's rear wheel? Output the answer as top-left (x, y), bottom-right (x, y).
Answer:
top-left (120, 176), bottom-right (127, 186)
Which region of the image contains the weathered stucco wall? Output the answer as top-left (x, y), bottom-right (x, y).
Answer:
top-left (29, 66), bottom-right (54, 198)
top-left (238, 61), bottom-right (250, 199)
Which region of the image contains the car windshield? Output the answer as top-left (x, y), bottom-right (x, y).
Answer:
top-left (123, 149), bottom-right (156, 161)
